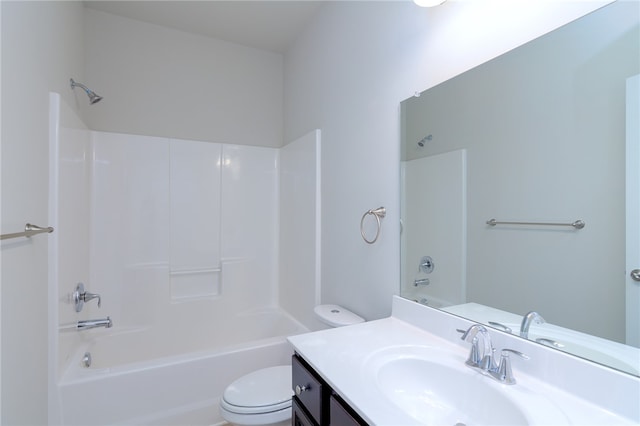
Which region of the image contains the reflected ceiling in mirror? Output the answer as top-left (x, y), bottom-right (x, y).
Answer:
top-left (399, 1), bottom-right (639, 375)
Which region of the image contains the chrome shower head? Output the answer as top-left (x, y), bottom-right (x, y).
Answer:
top-left (417, 134), bottom-right (433, 148)
top-left (70, 78), bottom-right (103, 104)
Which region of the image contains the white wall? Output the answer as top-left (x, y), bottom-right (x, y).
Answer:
top-left (284, 0), bottom-right (612, 321)
top-left (1, 2), bottom-right (85, 424)
top-left (83, 8), bottom-right (284, 148)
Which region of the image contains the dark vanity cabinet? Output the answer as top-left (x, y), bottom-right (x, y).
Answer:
top-left (292, 354), bottom-right (368, 426)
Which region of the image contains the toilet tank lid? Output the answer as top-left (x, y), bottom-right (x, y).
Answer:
top-left (314, 304), bottom-right (365, 327)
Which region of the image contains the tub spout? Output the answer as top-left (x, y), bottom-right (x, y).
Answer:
top-left (77, 317), bottom-right (112, 331)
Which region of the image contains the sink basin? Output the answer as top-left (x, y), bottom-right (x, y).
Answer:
top-left (377, 357), bottom-right (527, 425)
top-left (363, 345), bottom-right (569, 426)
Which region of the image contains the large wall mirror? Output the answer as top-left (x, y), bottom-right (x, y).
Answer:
top-left (400, 1), bottom-right (639, 376)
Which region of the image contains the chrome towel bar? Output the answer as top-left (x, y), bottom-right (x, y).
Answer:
top-left (1, 223), bottom-right (54, 240)
top-left (486, 218), bottom-right (585, 229)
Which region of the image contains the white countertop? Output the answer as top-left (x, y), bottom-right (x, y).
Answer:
top-left (288, 296), bottom-right (640, 425)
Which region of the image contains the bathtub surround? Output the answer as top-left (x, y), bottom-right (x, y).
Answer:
top-left (49, 90), bottom-right (318, 423)
top-left (279, 130), bottom-right (323, 329)
top-left (169, 140), bottom-right (222, 299)
top-left (401, 149), bottom-right (467, 307)
top-left (87, 132), bottom-right (279, 323)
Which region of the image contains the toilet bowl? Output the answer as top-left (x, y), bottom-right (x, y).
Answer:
top-left (219, 366), bottom-right (292, 426)
top-left (219, 305), bottom-right (364, 426)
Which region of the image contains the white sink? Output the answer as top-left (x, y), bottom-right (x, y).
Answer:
top-left (289, 298), bottom-right (639, 426)
top-left (363, 345), bottom-right (569, 426)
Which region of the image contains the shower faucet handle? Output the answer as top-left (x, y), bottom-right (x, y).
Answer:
top-left (73, 283), bottom-right (102, 312)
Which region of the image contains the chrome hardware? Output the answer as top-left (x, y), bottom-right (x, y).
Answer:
top-left (77, 317), bottom-right (112, 331)
top-left (460, 325), bottom-right (528, 385)
top-left (631, 269), bottom-right (640, 282)
top-left (489, 349), bottom-right (529, 385)
top-left (73, 283), bottom-right (102, 312)
top-left (536, 338), bottom-right (565, 348)
top-left (486, 218), bottom-right (585, 229)
top-left (360, 207), bottom-right (386, 244)
top-left (0, 223), bottom-right (54, 240)
top-left (488, 321), bottom-right (512, 333)
top-left (70, 78), bottom-right (103, 104)
top-left (413, 278), bottom-right (430, 286)
top-left (520, 311), bottom-right (545, 339)
top-left (82, 352), bottom-right (92, 368)
top-left (419, 256), bottom-right (434, 274)
top-left (460, 324), bottom-right (496, 371)
top-left (295, 384), bottom-right (309, 396)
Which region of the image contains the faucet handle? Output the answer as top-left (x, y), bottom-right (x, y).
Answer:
top-left (82, 291), bottom-right (102, 308)
top-left (73, 283), bottom-right (102, 312)
top-left (492, 349), bottom-right (529, 385)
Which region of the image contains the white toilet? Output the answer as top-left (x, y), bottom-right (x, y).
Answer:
top-left (219, 305), bottom-right (364, 426)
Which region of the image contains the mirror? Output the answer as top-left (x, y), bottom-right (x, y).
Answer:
top-left (400, 1), bottom-right (639, 376)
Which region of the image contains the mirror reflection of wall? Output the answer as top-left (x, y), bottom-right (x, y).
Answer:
top-left (400, 1), bottom-right (639, 375)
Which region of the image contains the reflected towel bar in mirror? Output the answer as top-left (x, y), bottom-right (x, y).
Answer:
top-left (486, 218), bottom-right (585, 230)
top-left (1, 223), bottom-right (55, 240)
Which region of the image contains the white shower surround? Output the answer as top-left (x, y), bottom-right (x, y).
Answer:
top-left (49, 95), bottom-right (318, 424)
top-left (57, 129), bottom-right (284, 372)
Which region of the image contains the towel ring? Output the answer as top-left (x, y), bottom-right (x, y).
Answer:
top-left (361, 207), bottom-right (386, 244)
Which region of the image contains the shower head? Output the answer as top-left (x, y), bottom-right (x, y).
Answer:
top-left (70, 78), bottom-right (103, 104)
top-left (417, 134), bottom-right (433, 147)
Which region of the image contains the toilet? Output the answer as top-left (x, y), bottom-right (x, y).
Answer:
top-left (219, 305), bottom-right (364, 425)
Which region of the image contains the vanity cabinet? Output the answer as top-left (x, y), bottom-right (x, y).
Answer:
top-left (292, 354), bottom-right (368, 426)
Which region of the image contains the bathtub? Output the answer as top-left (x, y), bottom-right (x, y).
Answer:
top-left (57, 307), bottom-right (308, 425)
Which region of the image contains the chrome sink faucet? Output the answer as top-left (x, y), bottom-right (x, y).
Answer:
top-left (461, 324), bottom-right (529, 385)
top-left (460, 324), bottom-right (496, 371)
top-left (520, 311), bottom-right (545, 339)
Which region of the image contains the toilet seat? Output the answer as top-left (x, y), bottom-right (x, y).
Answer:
top-left (220, 365), bottom-right (292, 423)
top-left (220, 398), bottom-right (291, 415)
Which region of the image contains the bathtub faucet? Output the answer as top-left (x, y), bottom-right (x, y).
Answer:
top-left (73, 283), bottom-right (102, 312)
top-left (77, 317), bottom-right (112, 331)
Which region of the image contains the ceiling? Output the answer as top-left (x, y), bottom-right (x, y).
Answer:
top-left (84, 1), bottom-right (326, 54)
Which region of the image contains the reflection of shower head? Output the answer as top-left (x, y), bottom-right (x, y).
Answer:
top-left (417, 134), bottom-right (433, 147)
top-left (70, 78), bottom-right (102, 104)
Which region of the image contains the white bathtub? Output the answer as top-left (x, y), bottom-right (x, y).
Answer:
top-left (57, 308), bottom-right (308, 425)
